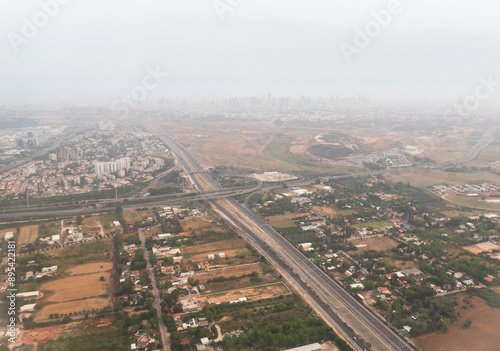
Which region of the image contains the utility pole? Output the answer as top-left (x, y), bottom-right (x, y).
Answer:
top-left (26, 191), bottom-right (29, 208)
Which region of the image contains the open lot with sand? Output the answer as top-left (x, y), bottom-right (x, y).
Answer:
top-left (199, 282), bottom-right (291, 306)
top-left (352, 236), bottom-right (399, 253)
top-left (416, 295), bottom-right (500, 351)
top-left (194, 263), bottom-right (262, 281)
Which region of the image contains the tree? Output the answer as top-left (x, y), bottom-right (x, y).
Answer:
top-left (99, 276), bottom-right (105, 281)
top-left (76, 215), bottom-right (83, 226)
top-left (62, 316), bottom-right (73, 324)
top-left (463, 319), bottom-right (472, 328)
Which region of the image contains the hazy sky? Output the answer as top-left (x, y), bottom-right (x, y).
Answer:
top-left (0, 0), bottom-right (499, 105)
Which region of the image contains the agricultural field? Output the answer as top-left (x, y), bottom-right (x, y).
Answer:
top-left (351, 236), bottom-right (399, 253)
top-left (18, 225), bottom-right (39, 245)
top-left (35, 261), bottom-right (111, 321)
top-left (416, 295), bottom-right (500, 351)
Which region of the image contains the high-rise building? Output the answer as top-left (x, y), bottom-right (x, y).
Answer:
top-left (60, 146), bottom-right (82, 162)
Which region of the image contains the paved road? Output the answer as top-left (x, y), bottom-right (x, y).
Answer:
top-left (150, 120), bottom-right (414, 351)
top-left (139, 228), bottom-right (170, 351)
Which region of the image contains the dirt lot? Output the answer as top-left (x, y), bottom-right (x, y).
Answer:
top-left (18, 225), bottom-right (39, 245)
top-left (199, 282), bottom-right (291, 306)
top-left (194, 263), bottom-right (262, 281)
top-left (352, 236), bottom-right (399, 253)
top-left (182, 239), bottom-right (247, 255)
top-left (416, 296), bottom-right (500, 351)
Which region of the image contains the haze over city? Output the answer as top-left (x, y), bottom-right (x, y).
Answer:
top-left (1, 0), bottom-right (500, 106)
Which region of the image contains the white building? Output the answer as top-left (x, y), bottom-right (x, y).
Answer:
top-left (17, 291), bottom-right (39, 299)
top-left (41, 265), bottom-right (58, 273)
top-left (20, 304), bottom-right (36, 312)
top-left (4, 231), bottom-right (14, 241)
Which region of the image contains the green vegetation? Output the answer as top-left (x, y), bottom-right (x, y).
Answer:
top-left (467, 288), bottom-right (500, 308)
top-left (36, 328), bottom-right (129, 351)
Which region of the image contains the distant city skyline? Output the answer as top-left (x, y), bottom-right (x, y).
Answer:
top-left (1, 0), bottom-right (499, 108)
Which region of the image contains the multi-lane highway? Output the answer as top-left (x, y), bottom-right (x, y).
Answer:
top-left (150, 120), bottom-right (414, 351)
